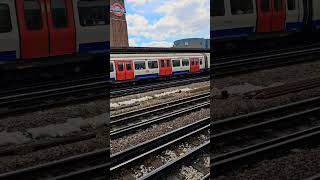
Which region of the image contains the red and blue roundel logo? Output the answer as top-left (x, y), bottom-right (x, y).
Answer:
top-left (111, 2), bottom-right (126, 17)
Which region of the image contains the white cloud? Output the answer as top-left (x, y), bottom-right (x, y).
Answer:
top-left (129, 38), bottom-right (138, 47)
top-left (127, 0), bottom-right (209, 46)
top-left (141, 41), bottom-right (173, 47)
top-left (126, 0), bottom-right (150, 6)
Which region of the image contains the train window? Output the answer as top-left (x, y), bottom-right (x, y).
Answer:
top-left (195, 59), bottom-right (199, 65)
top-left (274, 0), bottom-right (283, 11)
top-left (182, 59), bottom-right (189, 66)
top-left (117, 62), bottom-right (123, 71)
top-left (148, 61), bottom-right (158, 69)
top-left (0, 4), bottom-right (12, 33)
top-left (167, 60), bottom-right (171, 67)
top-left (51, 0), bottom-right (68, 28)
top-left (126, 62), bottom-right (132, 70)
top-left (212, 0), bottom-right (225, 16)
top-left (134, 61), bottom-right (146, 70)
top-left (160, 60), bottom-right (165, 67)
top-left (24, 0), bottom-right (42, 30)
top-left (231, 0), bottom-right (253, 15)
top-left (110, 62), bottom-right (114, 72)
top-left (172, 60), bottom-right (181, 67)
top-left (287, 0), bottom-right (295, 10)
top-left (200, 59), bottom-right (203, 65)
top-left (78, 0), bottom-right (107, 26)
top-left (261, 0), bottom-right (269, 12)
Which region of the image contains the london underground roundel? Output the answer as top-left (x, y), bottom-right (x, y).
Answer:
top-left (111, 2), bottom-right (126, 17)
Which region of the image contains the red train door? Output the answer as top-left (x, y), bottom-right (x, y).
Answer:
top-left (256, 0), bottom-right (272, 32)
top-left (194, 58), bottom-right (200, 72)
top-left (45, 0), bottom-right (76, 56)
top-left (159, 59), bottom-right (166, 76)
top-left (16, 0), bottom-right (49, 59)
top-left (190, 58), bottom-right (200, 72)
top-left (115, 60), bottom-right (134, 80)
top-left (124, 60), bottom-right (134, 80)
top-left (115, 60), bottom-right (125, 80)
top-left (166, 59), bottom-right (172, 75)
top-left (271, 0), bottom-right (286, 31)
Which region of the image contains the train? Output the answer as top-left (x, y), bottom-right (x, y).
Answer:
top-left (0, 0), bottom-right (108, 67)
top-left (212, 0), bottom-right (320, 42)
top-left (110, 53), bottom-right (210, 82)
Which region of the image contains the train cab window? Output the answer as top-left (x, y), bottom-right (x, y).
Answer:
top-left (110, 62), bottom-right (114, 72)
top-left (24, 0), bottom-right (42, 30)
top-left (287, 0), bottom-right (295, 10)
top-left (117, 62), bottom-right (123, 71)
top-left (126, 62), bottom-right (132, 70)
top-left (172, 60), bottom-right (181, 67)
top-left (212, 0), bottom-right (225, 16)
top-left (182, 59), bottom-right (189, 66)
top-left (148, 61), bottom-right (158, 69)
top-left (134, 61), bottom-right (146, 70)
top-left (0, 4), bottom-right (12, 33)
top-left (78, 0), bottom-right (107, 26)
top-left (261, 0), bottom-right (269, 12)
top-left (274, 0), bottom-right (283, 11)
top-left (230, 0), bottom-right (253, 15)
top-left (167, 60), bottom-right (171, 67)
top-left (51, 0), bottom-right (68, 28)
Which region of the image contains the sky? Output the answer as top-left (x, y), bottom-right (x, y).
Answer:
top-left (124, 0), bottom-right (210, 47)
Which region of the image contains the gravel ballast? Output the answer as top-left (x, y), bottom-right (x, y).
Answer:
top-left (111, 108), bottom-right (210, 154)
top-left (212, 60), bottom-right (320, 179)
top-left (215, 145), bottom-right (320, 180)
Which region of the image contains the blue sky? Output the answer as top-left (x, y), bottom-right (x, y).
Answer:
top-left (124, 0), bottom-right (210, 47)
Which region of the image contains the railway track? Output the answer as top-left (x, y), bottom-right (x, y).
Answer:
top-left (0, 74), bottom-right (108, 117)
top-left (110, 75), bottom-right (209, 98)
top-left (213, 46), bottom-right (320, 78)
top-left (0, 92), bottom-right (209, 179)
top-left (110, 117), bottom-right (210, 179)
top-left (211, 96), bottom-right (320, 177)
top-left (110, 92), bottom-right (210, 139)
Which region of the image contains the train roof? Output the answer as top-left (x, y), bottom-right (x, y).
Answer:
top-left (111, 53), bottom-right (208, 60)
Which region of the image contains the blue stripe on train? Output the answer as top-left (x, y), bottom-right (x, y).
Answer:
top-left (211, 27), bottom-right (254, 39)
top-left (0, 51), bottom-right (16, 61)
top-left (79, 41), bottom-right (109, 54)
top-left (172, 70), bottom-right (189, 75)
top-left (313, 20), bottom-right (320, 29)
top-left (135, 73), bottom-right (159, 79)
top-left (286, 22), bottom-right (304, 32)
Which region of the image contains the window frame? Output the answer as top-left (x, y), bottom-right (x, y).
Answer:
top-left (212, 0), bottom-right (225, 17)
top-left (24, 0), bottom-right (43, 30)
top-left (148, 60), bottom-right (158, 69)
top-left (78, 0), bottom-right (107, 27)
top-left (0, 4), bottom-right (12, 33)
top-left (51, 0), bottom-right (68, 28)
top-left (182, 59), bottom-right (189, 66)
top-left (230, 0), bottom-right (254, 15)
top-left (134, 61), bottom-right (146, 70)
top-left (172, 59), bottom-right (181, 67)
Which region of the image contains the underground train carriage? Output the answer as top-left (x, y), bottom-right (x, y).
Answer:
top-left (0, 0), bottom-right (108, 61)
top-left (110, 54), bottom-right (209, 81)
top-left (212, 0), bottom-right (320, 41)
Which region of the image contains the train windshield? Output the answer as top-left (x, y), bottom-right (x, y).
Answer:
top-left (78, 0), bottom-right (107, 26)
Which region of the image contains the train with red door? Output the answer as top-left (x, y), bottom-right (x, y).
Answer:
top-left (212, 0), bottom-right (320, 43)
top-left (0, 0), bottom-right (108, 70)
top-left (110, 53), bottom-right (210, 82)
